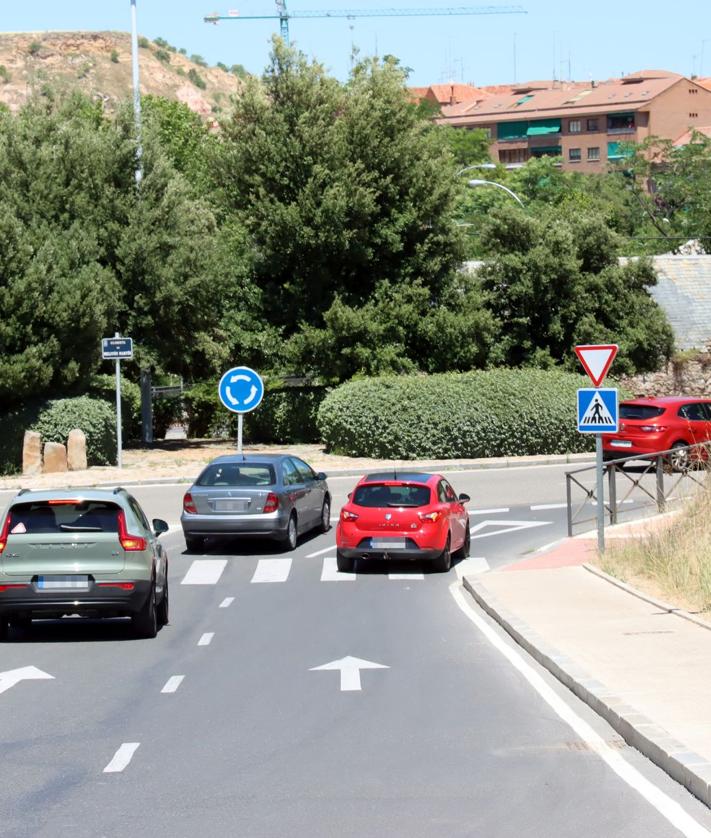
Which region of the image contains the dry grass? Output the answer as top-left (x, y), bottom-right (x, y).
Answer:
top-left (601, 484), bottom-right (711, 614)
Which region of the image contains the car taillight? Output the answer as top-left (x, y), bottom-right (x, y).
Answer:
top-left (183, 492), bottom-right (197, 514)
top-left (640, 425), bottom-right (667, 432)
top-left (0, 583), bottom-right (27, 592)
top-left (341, 509), bottom-right (359, 522)
top-left (263, 493), bottom-right (279, 514)
top-left (418, 511), bottom-right (442, 523)
top-left (117, 511), bottom-right (147, 552)
top-left (0, 512), bottom-right (11, 555)
top-left (97, 582), bottom-right (135, 591)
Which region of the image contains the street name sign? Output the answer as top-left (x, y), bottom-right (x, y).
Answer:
top-left (574, 344), bottom-right (618, 387)
top-left (218, 366), bottom-right (264, 414)
top-left (102, 337), bottom-right (134, 360)
top-left (577, 388), bottom-right (619, 434)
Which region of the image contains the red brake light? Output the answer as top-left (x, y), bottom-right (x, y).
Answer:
top-left (640, 425), bottom-right (667, 432)
top-left (263, 493), bottom-right (279, 514)
top-left (97, 582), bottom-right (135, 591)
top-left (0, 583), bottom-right (28, 592)
top-left (0, 512), bottom-right (11, 555)
top-left (183, 492), bottom-right (197, 514)
top-left (418, 511), bottom-right (442, 523)
top-left (48, 499), bottom-right (83, 505)
top-left (117, 511), bottom-right (147, 552)
top-left (341, 509), bottom-right (359, 522)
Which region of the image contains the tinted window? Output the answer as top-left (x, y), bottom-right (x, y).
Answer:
top-left (292, 458), bottom-right (315, 482)
top-left (437, 481), bottom-right (448, 503)
top-left (352, 484), bottom-right (432, 508)
top-left (197, 464), bottom-right (275, 487)
top-left (128, 497), bottom-right (150, 531)
top-left (442, 480), bottom-right (457, 502)
top-left (679, 403), bottom-right (707, 421)
top-left (8, 501), bottom-right (120, 534)
top-left (619, 404), bottom-right (665, 420)
top-left (282, 459), bottom-right (302, 486)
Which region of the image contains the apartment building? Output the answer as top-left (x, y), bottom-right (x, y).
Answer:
top-left (437, 70), bottom-right (711, 172)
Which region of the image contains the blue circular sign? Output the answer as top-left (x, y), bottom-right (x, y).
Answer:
top-left (218, 366), bottom-right (265, 414)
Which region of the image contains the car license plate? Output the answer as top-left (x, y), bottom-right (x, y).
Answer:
top-left (214, 499), bottom-right (249, 513)
top-left (37, 575), bottom-right (90, 590)
top-left (610, 440), bottom-right (633, 448)
top-left (371, 539), bottom-right (406, 550)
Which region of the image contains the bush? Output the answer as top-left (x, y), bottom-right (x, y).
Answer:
top-left (28, 41), bottom-right (41, 56)
top-left (31, 397), bottom-right (117, 466)
top-left (317, 370), bottom-right (599, 459)
top-left (87, 375), bottom-right (142, 442)
top-left (138, 36), bottom-right (150, 49)
top-left (110, 50), bottom-right (119, 64)
top-left (188, 68), bottom-right (206, 90)
top-left (0, 401), bottom-right (45, 475)
top-left (155, 49), bottom-right (171, 64)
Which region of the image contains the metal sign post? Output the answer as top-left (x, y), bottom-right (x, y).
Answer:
top-left (102, 335), bottom-right (134, 468)
top-left (217, 366), bottom-right (265, 455)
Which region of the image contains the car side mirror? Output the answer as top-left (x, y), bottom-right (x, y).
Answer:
top-left (458, 493), bottom-right (471, 503)
top-left (347, 492), bottom-right (352, 500)
top-left (316, 472), bottom-right (328, 481)
top-left (153, 518), bottom-right (169, 536)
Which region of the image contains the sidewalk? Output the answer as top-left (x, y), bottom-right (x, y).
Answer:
top-left (463, 529), bottom-right (711, 807)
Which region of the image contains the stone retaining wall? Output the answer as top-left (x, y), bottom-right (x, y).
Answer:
top-left (621, 347), bottom-right (711, 398)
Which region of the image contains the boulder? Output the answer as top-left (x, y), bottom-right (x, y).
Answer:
top-left (43, 441), bottom-right (68, 473)
top-left (67, 429), bottom-right (87, 471)
top-left (22, 431), bottom-right (42, 476)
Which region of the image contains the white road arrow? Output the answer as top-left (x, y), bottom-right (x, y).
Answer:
top-left (0, 666), bottom-right (54, 696)
top-left (310, 656), bottom-right (389, 692)
top-left (469, 519), bottom-right (552, 539)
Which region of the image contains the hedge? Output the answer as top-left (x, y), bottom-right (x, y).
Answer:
top-left (31, 397), bottom-right (117, 466)
top-left (317, 369), bottom-right (600, 459)
top-left (88, 375), bottom-right (142, 441)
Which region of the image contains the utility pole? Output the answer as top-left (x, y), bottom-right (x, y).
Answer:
top-left (130, 0), bottom-right (143, 185)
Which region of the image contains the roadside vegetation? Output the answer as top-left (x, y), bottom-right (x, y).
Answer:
top-left (601, 484), bottom-right (711, 614)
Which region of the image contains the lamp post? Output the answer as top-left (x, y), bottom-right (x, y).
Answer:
top-left (467, 179), bottom-right (525, 208)
top-left (130, 0), bottom-right (143, 185)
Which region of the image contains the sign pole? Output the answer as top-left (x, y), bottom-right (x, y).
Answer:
top-left (596, 434), bottom-right (604, 552)
top-left (115, 332), bottom-right (123, 469)
top-left (237, 414), bottom-right (243, 456)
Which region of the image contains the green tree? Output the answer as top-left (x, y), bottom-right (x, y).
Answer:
top-left (438, 124), bottom-right (491, 167)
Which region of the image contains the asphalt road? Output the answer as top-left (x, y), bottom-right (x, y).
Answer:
top-left (1, 463), bottom-right (710, 837)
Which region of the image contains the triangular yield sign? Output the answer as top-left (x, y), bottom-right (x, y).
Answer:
top-left (574, 344), bottom-right (618, 387)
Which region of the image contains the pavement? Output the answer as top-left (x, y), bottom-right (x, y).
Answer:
top-left (463, 515), bottom-right (711, 810)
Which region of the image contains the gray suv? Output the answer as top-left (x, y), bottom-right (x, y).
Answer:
top-left (181, 454), bottom-right (331, 552)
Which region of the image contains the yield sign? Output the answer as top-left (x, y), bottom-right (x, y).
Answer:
top-left (574, 344), bottom-right (618, 387)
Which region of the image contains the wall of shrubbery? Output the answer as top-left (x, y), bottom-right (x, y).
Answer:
top-left (317, 369), bottom-right (600, 459)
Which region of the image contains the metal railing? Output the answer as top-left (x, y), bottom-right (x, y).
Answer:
top-left (565, 441), bottom-right (711, 538)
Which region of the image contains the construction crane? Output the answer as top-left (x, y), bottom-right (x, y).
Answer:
top-left (204, 4), bottom-right (527, 45)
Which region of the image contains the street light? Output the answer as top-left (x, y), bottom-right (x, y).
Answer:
top-left (467, 179), bottom-right (525, 209)
top-left (130, 0), bottom-right (143, 185)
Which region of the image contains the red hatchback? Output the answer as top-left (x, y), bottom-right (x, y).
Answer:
top-left (603, 396), bottom-right (711, 468)
top-left (335, 472), bottom-right (471, 573)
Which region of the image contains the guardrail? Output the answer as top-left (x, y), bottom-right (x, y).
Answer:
top-left (565, 441), bottom-right (711, 538)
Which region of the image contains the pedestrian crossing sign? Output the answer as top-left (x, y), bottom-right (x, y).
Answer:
top-left (577, 388), bottom-right (618, 434)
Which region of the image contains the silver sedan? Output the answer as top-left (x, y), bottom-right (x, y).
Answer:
top-left (180, 454), bottom-right (331, 552)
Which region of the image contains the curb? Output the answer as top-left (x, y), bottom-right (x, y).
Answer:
top-left (462, 574), bottom-right (711, 809)
top-left (0, 452), bottom-right (594, 492)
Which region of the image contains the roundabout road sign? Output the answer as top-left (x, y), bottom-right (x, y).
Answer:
top-left (218, 366), bottom-right (264, 414)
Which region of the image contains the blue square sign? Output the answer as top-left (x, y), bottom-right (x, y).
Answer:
top-left (577, 388), bottom-right (618, 434)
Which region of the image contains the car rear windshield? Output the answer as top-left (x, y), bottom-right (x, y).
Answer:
top-left (352, 483), bottom-right (432, 508)
top-left (619, 404), bottom-right (666, 420)
top-left (7, 501), bottom-right (121, 534)
top-left (196, 464), bottom-right (275, 487)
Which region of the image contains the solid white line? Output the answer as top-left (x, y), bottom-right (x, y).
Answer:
top-left (449, 583), bottom-right (711, 838)
top-left (455, 557), bottom-right (490, 580)
top-left (388, 572), bottom-right (425, 580)
top-left (251, 558), bottom-right (292, 583)
top-left (197, 632), bottom-right (214, 646)
top-left (219, 597), bottom-right (235, 608)
top-left (103, 743), bottom-right (140, 773)
top-left (161, 675), bottom-right (184, 694)
top-left (530, 503), bottom-right (567, 511)
top-left (469, 507), bottom-right (510, 516)
top-left (306, 545), bottom-right (336, 558)
top-left (180, 559), bottom-right (227, 585)
top-left (321, 557), bottom-right (355, 581)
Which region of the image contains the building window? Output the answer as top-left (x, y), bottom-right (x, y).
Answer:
top-left (588, 147), bottom-right (601, 161)
top-left (608, 113), bottom-right (635, 133)
top-left (690, 112), bottom-right (699, 119)
top-left (587, 118), bottom-right (599, 131)
top-left (608, 141), bottom-right (632, 160)
top-left (530, 145), bottom-right (562, 158)
top-left (690, 88), bottom-right (699, 94)
top-left (569, 148), bottom-right (582, 162)
top-left (569, 120), bottom-right (582, 133)
top-left (499, 148), bottom-right (530, 165)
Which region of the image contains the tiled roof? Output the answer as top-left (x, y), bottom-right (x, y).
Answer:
top-left (439, 73), bottom-right (682, 125)
top-left (674, 125), bottom-right (711, 146)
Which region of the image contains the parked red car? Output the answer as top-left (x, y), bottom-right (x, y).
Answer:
top-left (603, 397), bottom-right (711, 468)
top-left (335, 472), bottom-right (470, 573)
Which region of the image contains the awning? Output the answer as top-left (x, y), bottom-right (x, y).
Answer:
top-left (498, 120), bottom-right (529, 140)
top-left (527, 120), bottom-right (562, 136)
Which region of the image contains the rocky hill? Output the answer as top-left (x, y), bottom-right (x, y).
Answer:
top-left (0, 31), bottom-right (243, 117)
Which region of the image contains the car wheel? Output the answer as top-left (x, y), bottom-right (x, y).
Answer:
top-left (432, 535), bottom-right (452, 573)
top-left (669, 442), bottom-right (691, 472)
top-left (133, 582), bottom-right (158, 639)
top-left (185, 535), bottom-right (204, 553)
top-left (281, 514), bottom-right (298, 551)
top-left (319, 498), bottom-right (331, 534)
top-left (156, 576), bottom-right (169, 627)
top-left (336, 550), bottom-right (354, 573)
top-left (455, 525), bottom-right (471, 560)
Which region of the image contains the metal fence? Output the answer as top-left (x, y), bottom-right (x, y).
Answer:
top-left (565, 441), bottom-right (711, 538)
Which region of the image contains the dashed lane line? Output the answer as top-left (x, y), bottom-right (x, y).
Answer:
top-left (219, 597), bottom-right (235, 608)
top-left (197, 633), bottom-right (214, 647)
top-left (251, 558), bottom-right (293, 583)
top-left (306, 545), bottom-right (336, 559)
top-left (103, 743), bottom-right (140, 774)
top-left (388, 572), bottom-right (425, 580)
top-left (530, 503), bottom-right (567, 511)
top-left (161, 676), bottom-right (184, 694)
top-left (181, 559), bottom-right (227, 585)
top-left (321, 557), bottom-right (355, 582)
top-left (469, 507), bottom-right (510, 516)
